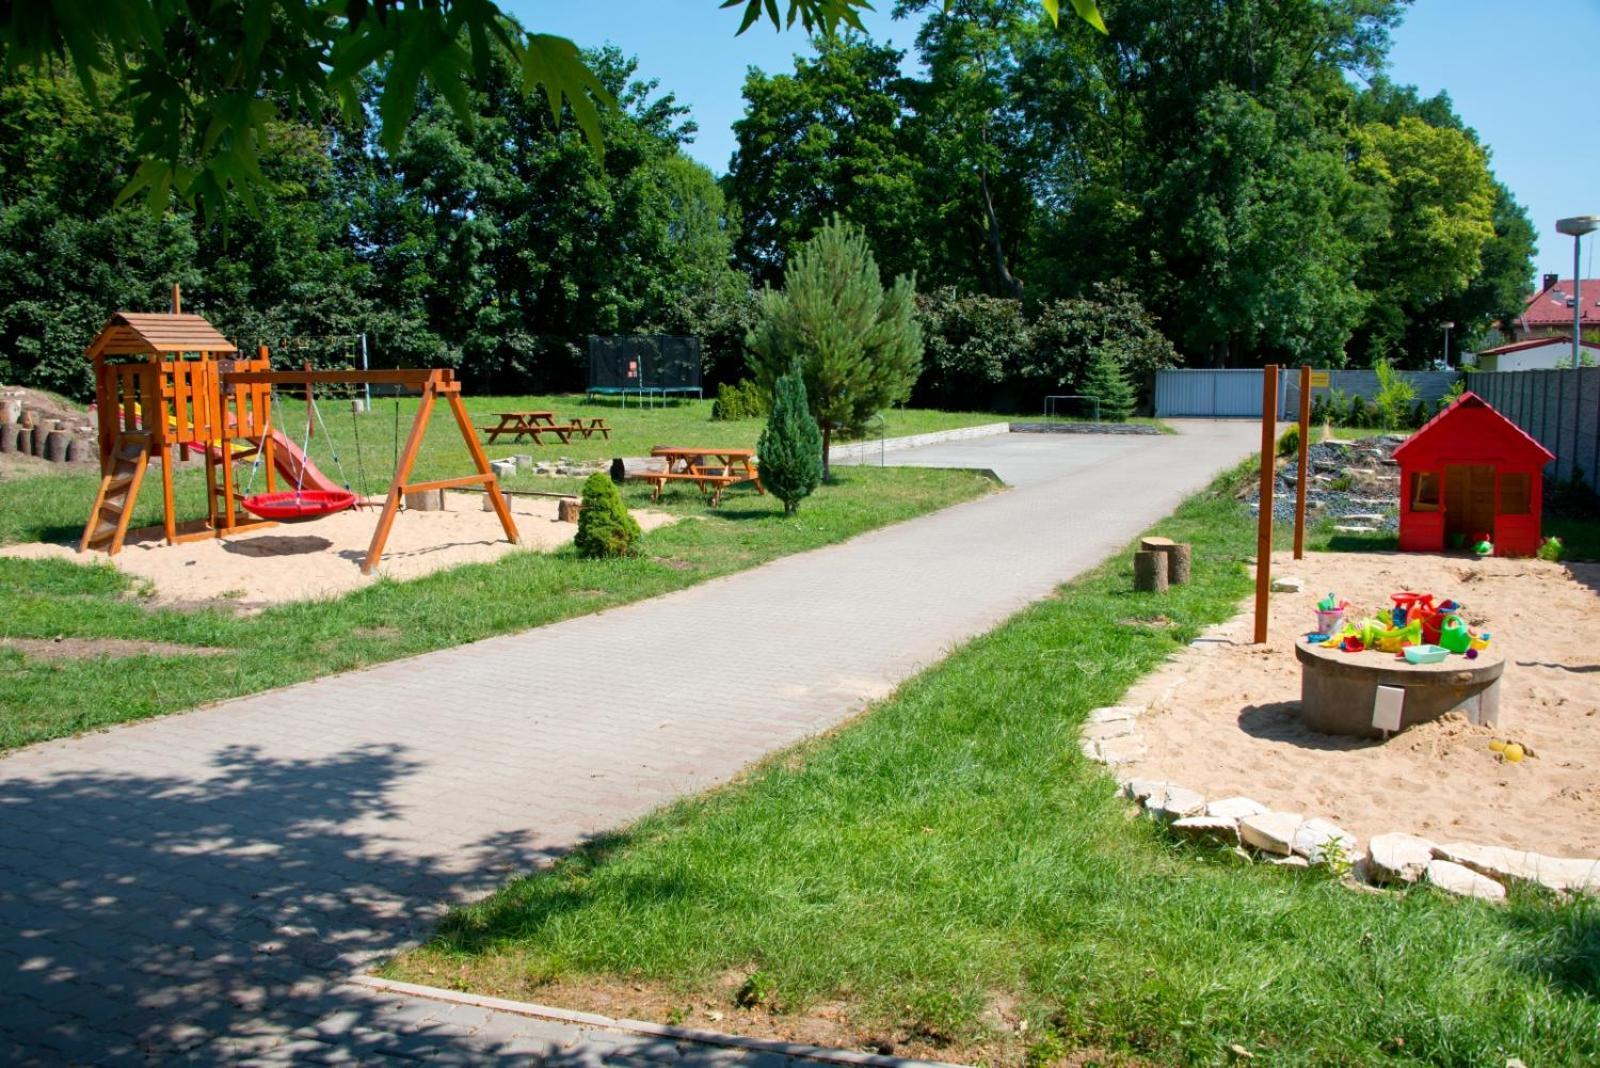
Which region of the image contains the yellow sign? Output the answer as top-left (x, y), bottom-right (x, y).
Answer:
top-left (1308, 370), bottom-right (1331, 388)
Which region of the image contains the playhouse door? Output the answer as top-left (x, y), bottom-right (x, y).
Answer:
top-left (1443, 464), bottom-right (1495, 540)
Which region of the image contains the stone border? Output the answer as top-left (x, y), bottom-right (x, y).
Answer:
top-left (354, 976), bottom-right (966, 1068)
top-left (1080, 702), bottom-right (1600, 904)
top-left (1009, 422), bottom-right (1161, 435)
top-left (829, 422), bottom-right (1011, 465)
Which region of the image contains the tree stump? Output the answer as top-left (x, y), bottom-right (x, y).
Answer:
top-left (43, 430), bottom-right (70, 463)
top-left (14, 426), bottom-right (34, 456)
top-left (1140, 536), bottom-right (1192, 586)
top-left (611, 456), bottom-right (667, 483)
top-left (404, 488), bottom-right (446, 511)
top-left (0, 424), bottom-right (17, 453)
top-left (0, 398), bottom-right (20, 424)
top-left (1134, 550), bottom-right (1169, 594)
top-left (64, 436), bottom-right (86, 462)
top-left (558, 498), bottom-right (582, 523)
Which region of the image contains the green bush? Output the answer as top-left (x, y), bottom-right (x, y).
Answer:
top-left (1372, 358), bottom-right (1416, 431)
top-left (574, 471), bottom-right (641, 558)
top-left (757, 363), bottom-right (824, 514)
top-left (711, 379), bottom-right (769, 421)
top-left (1410, 399), bottom-right (1430, 429)
top-left (1080, 346), bottom-right (1136, 421)
top-left (1346, 395), bottom-right (1371, 427)
top-left (1276, 424), bottom-right (1301, 459)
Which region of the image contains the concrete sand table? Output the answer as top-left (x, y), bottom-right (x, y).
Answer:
top-left (1295, 640), bottom-right (1504, 738)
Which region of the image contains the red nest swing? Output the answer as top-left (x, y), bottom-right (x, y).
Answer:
top-left (241, 489), bottom-right (357, 521)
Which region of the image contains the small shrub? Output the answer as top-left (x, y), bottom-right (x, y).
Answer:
top-left (735, 970), bottom-right (776, 1009)
top-left (574, 471), bottom-right (641, 558)
top-left (757, 362), bottom-right (824, 514)
top-left (1410, 399), bottom-right (1430, 429)
top-left (711, 379), bottom-right (769, 421)
top-left (1346, 395), bottom-right (1370, 427)
top-left (1372, 358), bottom-right (1416, 431)
top-left (1276, 424), bottom-right (1300, 459)
top-left (1080, 346), bottom-right (1136, 421)
top-left (1329, 473), bottom-right (1354, 492)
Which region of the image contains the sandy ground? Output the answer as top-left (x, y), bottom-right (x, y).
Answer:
top-left (1123, 550), bottom-right (1600, 857)
top-left (2, 492), bottom-right (674, 608)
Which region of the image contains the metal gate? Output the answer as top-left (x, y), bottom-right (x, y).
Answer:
top-left (1154, 369), bottom-right (1268, 417)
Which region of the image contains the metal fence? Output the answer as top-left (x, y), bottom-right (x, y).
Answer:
top-left (1466, 368), bottom-right (1600, 491)
top-left (1154, 368), bottom-right (1459, 418)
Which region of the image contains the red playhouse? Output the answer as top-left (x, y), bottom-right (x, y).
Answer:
top-left (1394, 391), bottom-right (1554, 557)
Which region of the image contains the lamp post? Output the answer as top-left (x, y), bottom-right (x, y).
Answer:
top-left (1442, 321), bottom-right (1454, 367)
top-left (1555, 216), bottom-right (1599, 369)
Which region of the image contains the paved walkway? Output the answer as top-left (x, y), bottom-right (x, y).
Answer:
top-left (0, 421), bottom-right (1257, 1065)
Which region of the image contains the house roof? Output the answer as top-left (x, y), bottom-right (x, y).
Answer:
top-left (87, 312), bottom-right (238, 358)
top-left (1393, 391), bottom-right (1554, 466)
top-left (1475, 335), bottom-right (1600, 356)
top-left (1518, 279), bottom-right (1600, 329)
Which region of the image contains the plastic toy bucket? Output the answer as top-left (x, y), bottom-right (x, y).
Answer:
top-left (1315, 608), bottom-right (1345, 633)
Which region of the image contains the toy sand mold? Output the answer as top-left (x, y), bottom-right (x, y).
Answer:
top-left (1295, 640), bottom-right (1504, 739)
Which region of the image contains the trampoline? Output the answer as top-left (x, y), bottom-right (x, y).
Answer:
top-left (587, 335), bottom-right (703, 407)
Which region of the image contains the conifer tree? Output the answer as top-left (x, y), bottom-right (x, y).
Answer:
top-left (574, 471), bottom-right (641, 558)
top-left (1081, 347), bottom-right (1135, 422)
top-left (758, 363), bottom-right (824, 515)
top-left (746, 217), bottom-right (921, 478)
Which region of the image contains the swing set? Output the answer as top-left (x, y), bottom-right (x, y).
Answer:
top-left (81, 289), bottom-right (518, 575)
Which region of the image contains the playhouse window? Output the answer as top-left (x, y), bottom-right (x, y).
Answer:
top-left (1499, 471), bottom-right (1531, 515)
top-left (1411, 471), bottom-right (1441, 511)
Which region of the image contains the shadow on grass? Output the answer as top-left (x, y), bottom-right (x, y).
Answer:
top-left (1505, 898), bottom-right (1600, 998)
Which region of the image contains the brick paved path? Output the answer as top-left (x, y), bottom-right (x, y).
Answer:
top-left (0, 423), bottom-right (1256, 1064)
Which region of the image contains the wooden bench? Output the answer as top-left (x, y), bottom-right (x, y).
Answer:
top-left (479, 411), bottom-right (573, 445)
top-left (563, 417), bottom-right (611, 439)
top-left (636, 447), bottom-right (763, 506)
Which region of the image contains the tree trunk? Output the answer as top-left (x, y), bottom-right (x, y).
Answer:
top-left (978, 169), bottom-right (1024, 301)
top-left (822, 425), bottom-right (832, 481)
top-left (1134, 550), bottom-right (1169, 594)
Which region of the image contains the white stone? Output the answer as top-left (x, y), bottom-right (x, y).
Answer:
top-left (1170, 816), bottom-right (1239, 846)
top-left (489, 459), bottom-right (517, 478)
top-left (1087, 705), bottom-right (1142, 724)
top-left (1291, 817), bottom-right (1358, 865)
top-left (1333, 524), bottom-right (1378, 534)
top-left (1426, 859), bottom-right (1507, 903)
top-left (1431, 842), bottom-right (1600, 896)
top-left (1264, 853), bottom-right (1311, 869)
top-left (1079, 739), bottom-right (1101, 762)
top-left (1206, 796), bottom-right (1267, 821)
top-left (1094, 737), bottom-right (1146, 765)
top-left (1121, 779), bottom-right (1172, 804)
top-left (1144, 786), bottom-right (1206, 821)
top-left (1270, 576), bottom-right (1305, 593)
top-left (1239, 811), bottom-right (1303, 856)
top-left (1082, 719), bottom-right (1137, 742)
top-left (1367, 832), bottom-right (1437, 885)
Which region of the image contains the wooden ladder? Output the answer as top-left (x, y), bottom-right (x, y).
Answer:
top-left (80, 431), bottom-right (151, 555)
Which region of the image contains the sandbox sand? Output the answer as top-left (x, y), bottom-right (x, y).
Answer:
top-left (1122, 551), bottom-right (1600, 857)
top-left (3, 492), bottom-right (675, 608)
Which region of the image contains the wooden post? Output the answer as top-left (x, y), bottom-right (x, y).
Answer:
top-left (171, 282), bottom-right (181, 315)
top-left (160, 442), bottom-right (177, 544)
top-left (1254, 364), bottom-right (1278, 644)
top-left (444, 386), bottom-right (520, 547)
top-left (1134, 551), bottom-right (1169, 593)
top-left (1293, 364), bottom-right (1311, 560)
top-left (361, 379), bottom-right (438, 575)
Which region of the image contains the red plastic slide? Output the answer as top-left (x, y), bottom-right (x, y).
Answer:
top-left (264, 429), bottom-right (343, 494)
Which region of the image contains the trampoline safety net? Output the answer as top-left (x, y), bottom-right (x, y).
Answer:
top-left (587, 335), bottom-right (702, 395)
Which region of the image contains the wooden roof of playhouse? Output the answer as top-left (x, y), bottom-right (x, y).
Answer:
top-left (87, 312), bottom-right (238, 360)
top-left (1392, 391), bottom-right (1554, 468)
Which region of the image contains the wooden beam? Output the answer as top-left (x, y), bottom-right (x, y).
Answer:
top-left (446, 389), bottom-right (519, 548)
top-left (1254, 365), bottom-right (1278, 644)
top-left (402, 473), bottom-right (497, 493)
top-left (361, 383), bottom-right (438, 575)
top-left (1293, 364), bottom-right (1311, 560)
top-left (222, 368), bottom-right (449, 388)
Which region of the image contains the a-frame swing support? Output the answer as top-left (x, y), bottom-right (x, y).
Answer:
top-left (221, 367), bottom-right (519, 574)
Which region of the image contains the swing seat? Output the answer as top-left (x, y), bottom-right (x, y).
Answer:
top-left (240, 490), bottom-right (357, 521)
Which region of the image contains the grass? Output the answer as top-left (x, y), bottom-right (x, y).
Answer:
top-left (0, 396), bottom-right (997, 750)
top-left (385, 462), bottom-right (1600, 1065)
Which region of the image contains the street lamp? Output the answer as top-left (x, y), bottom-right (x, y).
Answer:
top-left (1555, 215), bottom-right (1599, 369)
top-left (1442, 321), bottom-right (1454, 367)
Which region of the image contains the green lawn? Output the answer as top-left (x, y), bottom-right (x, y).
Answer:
top-left (0, 395), bottom-right (998, 750)
top-left (386, 463), bottom-right (1599, 1066)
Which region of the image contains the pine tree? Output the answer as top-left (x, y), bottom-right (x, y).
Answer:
top-left (746, 216), bottom-right (921, 478)
top-left (757, 363), bottom-right (824, 515)
top-left (1081, 347), bottom-right (1135, 422)
top-left (574, 471), bottom-right (641, 558)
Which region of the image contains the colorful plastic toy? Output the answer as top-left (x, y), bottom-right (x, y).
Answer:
top-left (1438, 615), bottom-right (1473, 654)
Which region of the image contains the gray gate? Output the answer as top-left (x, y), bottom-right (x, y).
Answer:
top-left (1154, 369), bottom-right (1268, 417)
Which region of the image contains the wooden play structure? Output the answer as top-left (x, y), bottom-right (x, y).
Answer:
top-left (1394, 391), bottom-right (1554, 558)
top-left (81, 290), bottom-right (518, 574)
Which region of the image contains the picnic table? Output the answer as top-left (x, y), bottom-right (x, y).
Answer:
top-left (640, 446), bottom-right (763, 506)
top-left (479, 412), bottom-right (611, 445)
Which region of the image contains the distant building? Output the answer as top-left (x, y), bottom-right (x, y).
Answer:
top-left (1510, 274), bottom-right (1600, 340)
top-left (1471, 335), bottom-right (1600, 372)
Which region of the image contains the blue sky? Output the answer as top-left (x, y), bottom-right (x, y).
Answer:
top-left (511, 0), bottom-right (1600, 281)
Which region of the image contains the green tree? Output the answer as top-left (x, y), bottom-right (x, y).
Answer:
top-left (757, 364), bottom-right (825, 514)
top-left (1079, 346), bottom-right (1135, 421)
top-left (1024, 283), bottom-right (1179, 403)
top-left (746, 218), bottom-right (921, 478)
top-left (574, 471), bottom-right (641, 558)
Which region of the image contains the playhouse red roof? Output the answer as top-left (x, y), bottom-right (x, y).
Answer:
top-left (1519, 279), bottom-right (1600, 329)
top-left (1393, 391), bottom-right (1554, 466)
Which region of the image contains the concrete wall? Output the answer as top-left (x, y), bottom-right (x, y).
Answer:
top-left (1466, 368), bottom-right (1600, 491)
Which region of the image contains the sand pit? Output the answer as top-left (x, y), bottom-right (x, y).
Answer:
top-left (2, 492), bottom-right (675, 607)
top-left (1122, 551), bottom-right (1600, 856)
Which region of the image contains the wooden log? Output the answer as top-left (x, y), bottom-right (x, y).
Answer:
top-left (404, 488), bottom-right (446, 511)
top-left (13, 426), bottom-right (34, 456)
top-left (43, 430), bottom-right (70, 462)
top-left (0, 398), bottom-right (20, 424)
top-left (610, 456), bottom-right (667, 483)
top-left (1140, 536), bottom-right (1192, 586)
top-left (557, 498), bottom-right (582, 523)
top-left (64, 436), bottom-right (86, 462)
top-left (1134, 550), bottom-right (1169, 594)
top-left (0, 423), bottom-right (17, 453)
